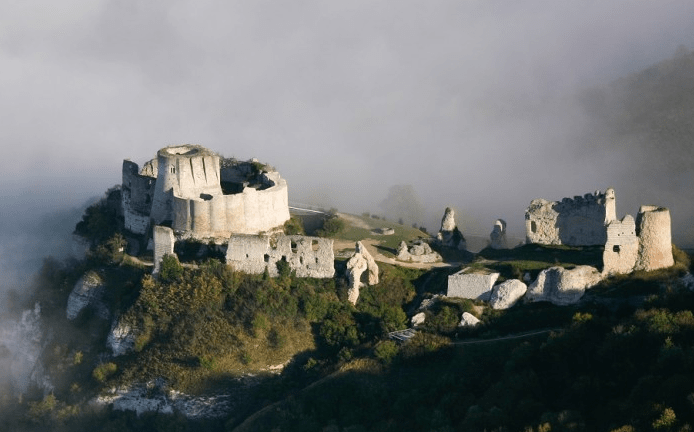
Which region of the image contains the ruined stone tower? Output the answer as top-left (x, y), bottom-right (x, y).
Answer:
top-left (150, 145), bottom-right (223, 225)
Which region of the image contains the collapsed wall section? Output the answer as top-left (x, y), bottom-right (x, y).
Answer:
top-left (226, 235), bottom-right (334, 278)
top-left (525, 188), bottom-right (615, 246)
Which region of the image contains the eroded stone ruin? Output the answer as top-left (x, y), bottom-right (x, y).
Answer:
top-left (525, 188), bottom-right (616, 246)
top-left (123, 145), bottom-right (290, 240)
top-left (436, 207), bottom-right (466, 250)
top-left (346, 241), bottom-right (379, 305)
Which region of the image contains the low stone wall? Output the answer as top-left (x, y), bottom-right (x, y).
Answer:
top-left (226, 234), bottom-right (334, 278)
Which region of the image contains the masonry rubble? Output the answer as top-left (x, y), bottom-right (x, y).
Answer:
top-left (396, 240), bottom-right (442, 263)
top-left (525, 266), bottom-right (603, 306)
top-left (458, 312), bottom-right (480, 327)
top-left (411, 312), bottom-right (426, 327)
top-left (447, 269), bottom-right (500, 301)
top-left (489, 279), bottom-right (527, 310)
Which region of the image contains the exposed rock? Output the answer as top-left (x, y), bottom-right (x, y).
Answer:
top-left (447, 269), bottom-right (500, 301)
top-left (67, 271), bottom-right (109, 320)
top-left (396, 241), bottom-right (409, 261)
top-left (526, 266), bottom-right (603, 306)
top-left (411, 312), bottom-right (426, 327)
top-left (489, 279), bottom-right (527, 310)
top-left (682, 273), bottom-right (694, 291)
top-left (458, 312), bottom-right (480, 327)
top-left (417, 296), bottom-right (441, 311)
top-left (436, 207), bottom-right (466, 250)
top-left (345, 241), bottom-right (379, 305)
top-left (489, 219), bottom-right (508, 249)
top-left (108, 320), bottom-right (136, 357)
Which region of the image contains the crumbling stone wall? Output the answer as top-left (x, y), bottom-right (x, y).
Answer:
top-left (153, 226), bottom-right (176, 274)
top-left (121, 145), bottom-right (290, 240)
top-left (122, 160), bottom-right (156, 235)
top-left (171, 171), bottom-right (290, 238)
top-left (635, 206), bottom-right (674, 271)
top-left (225, 235), bottom-right (335, 278)
top-left (525, 188), bottom-right (616, 246)
top-left (603, 215), bottom-right (639, 275)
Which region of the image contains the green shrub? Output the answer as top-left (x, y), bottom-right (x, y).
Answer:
top-left (92, 362), bottom-right (117, 383)
top-left (317, 216), bottom-right (346, 237)
top-left (374, 340), bottom-right (399, 364)
top-left (159, 254), bottom-right (183, 282)
top-left (284, 217), bottom-right (306, 235)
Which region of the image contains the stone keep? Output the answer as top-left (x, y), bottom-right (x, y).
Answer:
top-left (525, 188), bottom-right (616, 246)
top-left (122, 145), bottom-right (290, 239)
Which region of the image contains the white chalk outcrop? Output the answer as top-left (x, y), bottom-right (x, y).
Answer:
top-left (526, 266), bottom-right (603, 306)
top-left (447, 269), bottom-right (500, 301)
top-left (346, 241), bottom-right (379, 305)
top-left (489, 279), bottom-right (527, 310)
top-left (108, 320), bottom-right (137, 357)
top-left (458, 312), bottom-right (480, 327)
top-left (67, 272), bottom-right (108, 320)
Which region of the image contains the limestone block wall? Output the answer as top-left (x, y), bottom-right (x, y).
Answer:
top-left (525, 189), bottom-right (615, 246)
top-left (603, 215), bottom-right (638, 275)
top-left (635, 206), bottom-right (674, 271)
top-left (151, 145), bottom-right (222, 224)
top-left (171, 174), bottom-right (290, 239)
top-left (226, 235), bottom-right (334, 278)
top-left (153, 226), bottom-right (176, 274)
top-left (447, 270), bottom-right (500, 301)
top-left (122, 160), bottom-right (156, 235)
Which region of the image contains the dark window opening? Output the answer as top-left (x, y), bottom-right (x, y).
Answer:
top-left (264, 254), bottom-right (270, 263)
top-left (246, 254), bottom-right (249, 258)
top-left (613, 245), bottom-right (620, 253)
top-left (311, 240), bottom-right (319, 252)
top-left (530, 221), bottom-right (537, 233)
top-left (170, 166), bottom-right (176, 174)
top-left (291, 241), bottom-right (298, 253)
top-left (300, 256), bottom-right (304, 265)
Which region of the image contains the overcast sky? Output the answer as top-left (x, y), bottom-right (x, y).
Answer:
top-left (1, 0), bottom-right (694, 287)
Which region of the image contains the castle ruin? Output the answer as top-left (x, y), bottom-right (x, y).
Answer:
top-left (525, 188), bottom-right (616, 246)
top-left (525, 188), bottom-right (674, 275)
top-left (124, 145), bottom-right (335, 279)
top-left (122, 145), bottom-right (290, 240)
